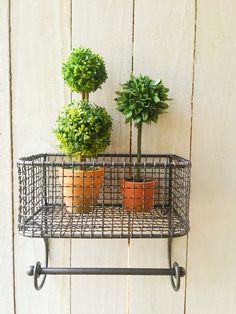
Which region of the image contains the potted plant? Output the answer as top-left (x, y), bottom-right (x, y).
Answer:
top-left (54, 48), bottom-right (112, 213)
top-left (115, 74), bottom-right (170, 212)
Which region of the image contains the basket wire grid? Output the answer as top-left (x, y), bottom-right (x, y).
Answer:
top-left (17, 154), bottom-right (191, 239)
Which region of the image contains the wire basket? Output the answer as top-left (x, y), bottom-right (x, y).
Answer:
top-left (17, 154), bottom-right (191, 239)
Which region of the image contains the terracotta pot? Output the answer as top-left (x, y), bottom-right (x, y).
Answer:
top-left (58, 167), bottom-right (104, 213)
top-left (121, 179), bottom-right (155, 212)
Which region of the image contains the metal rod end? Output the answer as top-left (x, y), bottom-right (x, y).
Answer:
top-left (179, 267), bottom-right (186, 277)
top-left (26, 265), bottom-right (34, 276)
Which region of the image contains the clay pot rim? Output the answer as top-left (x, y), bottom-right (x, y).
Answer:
top-left (58, 167), bottom-right (104, 175)
top-left (122, 177), bottom-right (156, 184)
top-left (121, 178), bottom-right (156, 189)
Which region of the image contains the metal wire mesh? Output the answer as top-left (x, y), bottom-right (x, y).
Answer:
top-left (17, 154), bottom-right (191, 239)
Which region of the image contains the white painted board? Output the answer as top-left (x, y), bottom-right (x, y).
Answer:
top-left (129, 1), bottom-right (195, 313)
top-left (11, 1), bottom-right (71, 313)
top-left (187, 1), bottom-right (236, 313)
top-left (71, 1), bottom-right (133, 313)
top-left (0, 0), bottom-right (15, 313)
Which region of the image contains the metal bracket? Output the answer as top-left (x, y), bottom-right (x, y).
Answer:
top-left (27, 237), bottom-right (185, 292)
top-left (26, 238), bottom-right (48, 290)
top-left (168, 238), bottom-right (185, 291)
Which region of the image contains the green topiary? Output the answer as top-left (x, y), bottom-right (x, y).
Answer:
top-left (115, 74), bottom-right (170, 179)
top-left (115, 74), bottom-right (170, 126)
top-left (62, 47), bottom-right (107, 98)
top-left (54, 101), bottom-right (112, 161)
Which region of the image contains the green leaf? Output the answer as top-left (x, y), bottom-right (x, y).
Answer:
top-left (136, 115), bottom-right (142, 124)
top-left (125, 116), bottom-right (132, 124)
top-left (154, 95), bottom-right (160, 103)
top-left (125, 111), bottom-right (133, 119)
top-left (154, 79), bottom-right (161, 85)
top-left (142, 112), bottom-right (148, 122)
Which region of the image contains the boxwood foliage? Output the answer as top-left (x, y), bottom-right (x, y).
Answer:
top-left (62, 47), bottom-right (107, 94)
top-left (115, 74), bottom-right (170, 127)
top-left (54, 101), bottom-right (112, 161)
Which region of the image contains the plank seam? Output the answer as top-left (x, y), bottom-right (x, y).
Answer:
top-left (8, 0), bottom-right (16, 312)
top-left (131, 0), bottom-right (135, 75)
top-left (127, 2), bottom-right (136, 313)
top-left (129, 0), bottom-right (136, 157)
top-left (189, 0), bottom-right (198, 161)
top-left (184, 0), bottom-right (198, 313)
top-left (70, 2), bottom-right (73, 314)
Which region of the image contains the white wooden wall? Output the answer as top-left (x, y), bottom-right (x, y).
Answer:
top-left (0, 0), bottom-right (236, 313)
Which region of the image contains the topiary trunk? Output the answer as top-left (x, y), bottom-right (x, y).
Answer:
top-left (81, 91), bottom-right (89, 101)
top-left (136, 123), bottom-right (142, 181)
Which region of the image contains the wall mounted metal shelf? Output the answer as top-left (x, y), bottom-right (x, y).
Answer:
top-left (17, 153), bottom-right (191, 292)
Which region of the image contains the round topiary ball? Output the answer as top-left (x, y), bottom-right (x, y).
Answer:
top-left (62, 47), bottom-right (107, 94)
top-left (115, 74), bottom-right (170, 127)
top-left (54, 101), bottom-right (112, 160)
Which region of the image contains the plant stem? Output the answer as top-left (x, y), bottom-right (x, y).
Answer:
top-left (81, 91), bottom-right (89, 101)
top-left (80, 156), bottom-right (86, 162)
top-left (79, 156), bottom-right (86, 170)
top-left (136, 123), bottom-right (142, 180)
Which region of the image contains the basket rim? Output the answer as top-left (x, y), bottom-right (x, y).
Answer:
top-left (17, 153), bottom-right (191, 168)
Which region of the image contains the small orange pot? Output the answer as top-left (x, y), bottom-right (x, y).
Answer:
top-left (58, 167), bottom-right (104, 213)
top-left (121, 179), bottom-right (156, 212)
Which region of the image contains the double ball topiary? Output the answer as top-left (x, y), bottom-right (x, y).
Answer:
top-left (54, 101), bottom-right (112, 161)
top-left (62, 47), bottom-right (107, 94)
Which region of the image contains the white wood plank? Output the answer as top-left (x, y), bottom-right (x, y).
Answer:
top-left (71, 240), bottom-right (128, 314)
top-left (129, 1), bottom-right (194, 313)
top-left (71, 1), bottom-right (133, 313)
top-left (72, 0), bottom-right (132, 153)
top-left (187, 1), bottom-right (236, 313)
top-left (129, 238), bottom-right (186, 313)
top-left (0, 1), bottom-right (15, 313)
top-left (133, 0), bottom-right (193, 157)
top-left (11, 1), bottom-right (71, 313)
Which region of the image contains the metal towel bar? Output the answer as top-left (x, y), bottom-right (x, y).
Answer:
top-left (26, 238), bottom-right (185, 292)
